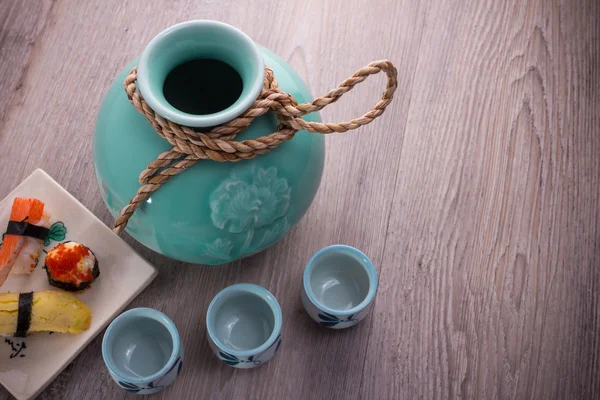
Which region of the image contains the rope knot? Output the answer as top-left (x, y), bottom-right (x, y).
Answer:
top-left (113, 60), bottom-right (398, 233)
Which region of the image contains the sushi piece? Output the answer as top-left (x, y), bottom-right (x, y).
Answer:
top-left (44, 241), bottom-right (99, 291)
top-left (12, 213), bottom-right (50, 275)
top-left (0, 291), bottom-right (91, 336)
top-left (0, 198), bottom-right (50, 285)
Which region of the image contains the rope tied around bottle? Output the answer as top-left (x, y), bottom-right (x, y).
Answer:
top-left (113, 60), bottom-right (398, 234)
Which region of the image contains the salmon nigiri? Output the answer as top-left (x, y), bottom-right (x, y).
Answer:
top-left (0, 198), bottom-right (50, 286)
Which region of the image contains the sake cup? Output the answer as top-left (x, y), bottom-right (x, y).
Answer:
top-left (206, 283), bottom-right (283, 368)
top-left (301, 245), bottom-right (378, 329)
top-left (102, 308), bottom-right (184, 395)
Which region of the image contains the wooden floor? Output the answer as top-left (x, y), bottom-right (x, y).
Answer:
top-left (1, 0), bottom-right (599, 399)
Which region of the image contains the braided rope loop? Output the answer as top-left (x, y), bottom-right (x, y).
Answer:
top-left (113, 60), bottom-right (398, 233)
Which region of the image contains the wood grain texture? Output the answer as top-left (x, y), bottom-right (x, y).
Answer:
top-left (0, 0), bottom-right (598, 399)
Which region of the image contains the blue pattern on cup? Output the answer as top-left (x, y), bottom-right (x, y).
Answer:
top-left (115, 356), bottom-right (183, 395)
top-left (317, 312), bottom-right (358, 327)
top-left (217, 334), bottom-right (282, 366)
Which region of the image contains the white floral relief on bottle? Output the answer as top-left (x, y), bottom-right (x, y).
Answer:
top-left (205, 166), bottom-right (291, 260)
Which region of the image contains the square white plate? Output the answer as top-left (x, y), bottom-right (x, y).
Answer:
top-left (0, 169), bottom-right (157, 400)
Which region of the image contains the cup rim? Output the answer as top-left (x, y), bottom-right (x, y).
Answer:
top-left (101, 307), bottom-right (181, 384)
top-left (206, 283), bottom-right (282, 358)
top-left (303, 244), bottom-right (378, 316)
top-left (137, 20), bottom-right (265, 128)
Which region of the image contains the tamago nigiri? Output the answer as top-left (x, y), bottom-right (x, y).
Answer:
top-left (0, 198), bottom-right (50, 285)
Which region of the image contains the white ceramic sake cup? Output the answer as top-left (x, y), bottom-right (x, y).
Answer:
top-left (301, 245), bottom-right (378, 329)
top-left (206, 283), bottom-right (283, 368)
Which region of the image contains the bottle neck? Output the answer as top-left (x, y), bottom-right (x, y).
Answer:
top-left (137, 20), bottom-right (264, 128)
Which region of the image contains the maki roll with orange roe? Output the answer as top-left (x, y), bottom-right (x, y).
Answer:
top-left (44, 242), bottom-right (99, 291)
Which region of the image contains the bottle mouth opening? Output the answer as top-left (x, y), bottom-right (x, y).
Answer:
top-left (137, 20), bottom-right (265, 128)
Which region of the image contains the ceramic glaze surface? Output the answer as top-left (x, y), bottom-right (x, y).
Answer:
top-left (94, 21), bottom-right (325, 265)
top-left (136, 21), bottom-right (265, 128)
top-left (207, 284), bottom-right (282, 369)
top-left (102, 308), bottom-right (183, 395)
top-left (302, 245), bottom-right (378, 329)
top-left (110, 317), bottom-right (173, 377)
top-left (212, 293), bottom-right (275, 351)
top-left (309, 251), bottom-right (371, 310)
